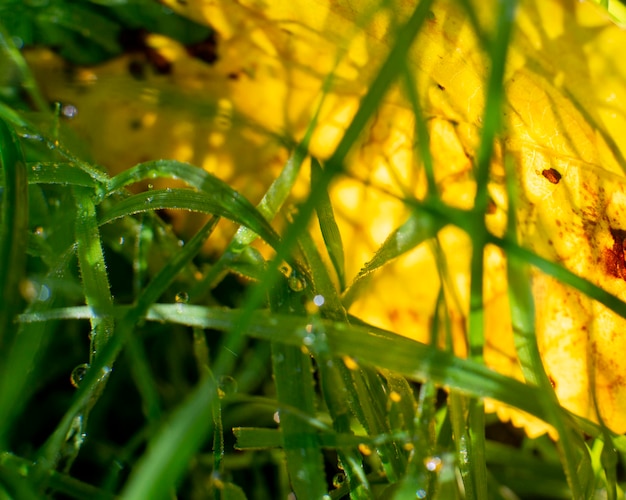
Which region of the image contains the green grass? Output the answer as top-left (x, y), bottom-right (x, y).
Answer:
top-left (1, 0), bottom-right (626, 499)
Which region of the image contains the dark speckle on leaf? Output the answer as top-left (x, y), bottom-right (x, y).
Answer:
top-left (541, 168), bottom-right (562, 184)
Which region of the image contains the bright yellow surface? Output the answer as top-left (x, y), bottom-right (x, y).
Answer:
top-left (27, 0), bottom-right (626, 436)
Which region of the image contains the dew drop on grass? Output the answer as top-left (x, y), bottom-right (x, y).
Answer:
top-left (217, 375), bottom-right (238, 398)
top-left (273, 411), bottom-right (280, 424)
top-left (61, 104), bottom-right (77, 119)
top-left (70, 363), bottom-right (90, 388)
top-left (416, 489), bottom-right (427, 499)
top-left (175, 291), bottom-right (189, 304)
top-left (424, 456), bottom-right (442, 472)
top-left (313, 294), bottom-right (325, 307)
top-left (279, 262), bottom-right (292, 277)
top-left (39, 284), bottom-right (51, 302)
top-left (288, 274), bottom-right (306, 292)
top-left (332, 472), bottom-right (346, 488)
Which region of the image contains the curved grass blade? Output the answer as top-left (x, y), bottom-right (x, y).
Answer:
top-left (24, 162), bottom-right (99, 188)
top-left (107, 159), bottom-right (230, 194)
top-left (343, 209), bottom-right (442, 307)
top-left (0, 117), bottom-right (27, 348)
top-left (37, 214), bottom-right (220, 478)
top-left (504, 155), bottom-right (590, 499)
top-left (120, 3), bottom-right (440, 496)
top-left (0, 117), bottom-right (28, 446)
top-left (99, 188), bottom-right (281, 249)
top-left (311, 157), bottom-right (346, 290)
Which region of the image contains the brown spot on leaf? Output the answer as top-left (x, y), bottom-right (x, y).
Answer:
top-left (185, 32), bottom-right (218, 64)
top-left (605, 228), bottom-right (626, 280)
top-left (541, 168), bottom-right (562, 184)
top-left (119, 29), bottom-right (172, 75)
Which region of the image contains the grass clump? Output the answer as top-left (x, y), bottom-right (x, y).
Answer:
top-left (1, 1), bottom-right (626, 499)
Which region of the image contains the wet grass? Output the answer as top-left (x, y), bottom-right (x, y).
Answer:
top-left (0, 0), bottom-right (625, 499)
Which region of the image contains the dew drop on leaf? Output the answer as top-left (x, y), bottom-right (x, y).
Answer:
top-left (288, 274), bottom-right (306, 292)
top-left (217, 375), bottom-right (238, 398)
top-left (332, 472), bottom-right (346, 488)
top-left (61, 104), bottom-right (78, 119)
top-left (424, 456), bottom-right (442, 472)
top-left (70, 363), bottom-right (90, 388)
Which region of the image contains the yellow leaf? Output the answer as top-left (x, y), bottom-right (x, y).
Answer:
top-left (25, 0), bottom-right (626, 436)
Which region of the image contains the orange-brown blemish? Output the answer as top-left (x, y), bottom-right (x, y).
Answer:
top-left (606, 228), bottom-right (626, 280)
top-left (541, 168), bottom-right (562, 184)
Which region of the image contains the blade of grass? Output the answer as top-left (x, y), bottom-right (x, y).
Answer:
top-left (504, 153), bottom-right (591, 498)
top-left (37, 214), bottom-right (220, 479)
top-left (462, 1), bottom-right (516, 494)
top-left (24, 162), bottom-right (99, 188)
top-left (0, 118), bottom-right (28, 447)
top-left (99, 188), bottom-right (281, 250)
top-left (120, 4), bottom-right (438, 495)
top-left (311, 157), bottom-right (346, 290)
top-left (0, 118), bottom-right (28, 353)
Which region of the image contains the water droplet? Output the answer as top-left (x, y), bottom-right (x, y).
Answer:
top-left (332, 472), bottom-right (346, 488)
top-left (61, 104), bottom-right (78, 119)
top-left (416, 489), bottom-right (427, 499)
top-left (217, 375), bottom-right (238, 398)
top-left (313, 294), bottom-right (325, 307)
top-left (147, 183), bottom-right (154, 190)
top-left (210, 470), bottom-right (225, 489)
top-left (288, 274), bottom-right (306, 292)
top-left (70, 363), bottom-right (90, 388)
top-left (39, 284), bottom-right (51, 302)
top-left (145, 196), bottom-right (154, 204)
top-left (273, 411), bottom-right (281, 424)
top-left (118, 236), bottom-right (125, 246)
top-left (424, 456), bottom-right (442, 472)
top-left (31, 164), bottom-right (42, 172)
top-left (278, 262), bottom-right (292, 277)
top-left (175, 291), bottom-right (189, 304)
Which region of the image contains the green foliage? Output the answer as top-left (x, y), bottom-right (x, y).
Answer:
top-left (1, 1), bottom-right (625, 499)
